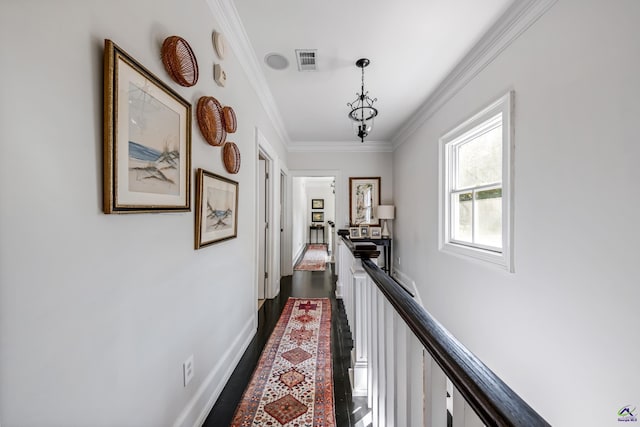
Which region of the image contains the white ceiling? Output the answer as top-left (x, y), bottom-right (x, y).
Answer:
top-left (230, 0), bottom-right (515, 147)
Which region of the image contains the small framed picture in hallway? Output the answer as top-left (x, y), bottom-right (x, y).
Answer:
top-left (349, 227), bottom-right (360, 239)
top-left (194, 168), bottom-right (239, 248)
top-left (312, 212), bottom-right (324, 222)
top-left (312, 199), bottom-right (324, 209)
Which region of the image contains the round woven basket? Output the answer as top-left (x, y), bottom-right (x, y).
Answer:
top-left (222, 106), bottom-right (237, 133)
top-left (223, 142), bottom-right (241, 174)
top-left (161, 36), bottom-right (199, 87)
top-left (197, 96), bottom-right (226, 146)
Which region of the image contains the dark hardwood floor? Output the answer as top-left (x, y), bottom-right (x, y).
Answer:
top-left (203, 262), bottom-right (363, 426)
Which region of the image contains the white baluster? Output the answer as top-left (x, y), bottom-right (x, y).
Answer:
top-left (369, 280), bottom-right (379, 425)
top-left (384, 299), bottom-right (396, 426)
top-left (377, 288), bottom-right (386, 425)
top-left (406, 333), bottom-right (425, 427)
top-left (452, 385), bottom-right (485, 427)
top-left (464, 403), bottom-right (484, 427)
top-left (366, 275), bottom-right (374, 409)
top-left (424, 353), bottom-right (448, 427)
top-left (335, 239), bottom-right (342, 298)
top-left (452, 385), bottom-right (465, 427)
top-left (395, 318), bottom-right (408, 427)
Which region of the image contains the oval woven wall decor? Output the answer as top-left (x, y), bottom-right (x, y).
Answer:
top-left (197, 96), bottom-right (226, 146)
top-left (161, 36), bottom-right (199, 87)
top-left (213, 31), bottom-right (226, 59)
top-left (222, 106), bottom-right (237, 133)
top-left (223, 142), bottom-right (241, 174)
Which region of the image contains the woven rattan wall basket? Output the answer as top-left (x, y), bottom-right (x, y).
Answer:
top-left (222, 106), bottom-right (237, 133)
top-left (223, 142), bottom-right (241, 174)
top-left (197, 96), bottom-right (226, 146)
top-left (161, 36), bottom-right (199, 87)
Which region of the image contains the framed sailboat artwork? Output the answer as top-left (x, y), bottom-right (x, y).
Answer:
top-left (103, 39), bottom-right (191, 213)
top-left (195, 169), bottom-right (239, 249)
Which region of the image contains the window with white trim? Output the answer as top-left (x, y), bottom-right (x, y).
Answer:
top-left (440, 91), bottom-right (514, 271)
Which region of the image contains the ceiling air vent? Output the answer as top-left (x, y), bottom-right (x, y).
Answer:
top-left (295, 49), bottom-right (317, 71)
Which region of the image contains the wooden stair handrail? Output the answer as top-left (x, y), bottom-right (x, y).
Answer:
top-left (359, 257), bottom-right (551, 427)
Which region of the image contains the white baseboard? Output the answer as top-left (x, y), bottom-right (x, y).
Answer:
top-left (292, 244), bottom-right (305, 265)
top-left (172, 315), bottom-right (256, 427)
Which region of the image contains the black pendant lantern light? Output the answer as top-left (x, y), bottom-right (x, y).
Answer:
top-left (347, 58), bottom-right (378, 142)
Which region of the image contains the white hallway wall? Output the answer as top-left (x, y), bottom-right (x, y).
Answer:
top-left (0, 1), bottom-right (286, 426)
top-left (306, 180), bottom-right (335, 228)
top-left (393, 1), bottom-right (640, 426)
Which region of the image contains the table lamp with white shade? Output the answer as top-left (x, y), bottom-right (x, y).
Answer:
top-left (377, 205), bottom-right (395, 238)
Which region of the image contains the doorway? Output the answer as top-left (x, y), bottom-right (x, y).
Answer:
top-left (258, 154), bottom-right (268, 308)
top-left (280, 171), bottom-right (288, 276)
top-left (291, 176), bottom-right (336, 265)
top-left (255, 128), bottom-right (284, 307)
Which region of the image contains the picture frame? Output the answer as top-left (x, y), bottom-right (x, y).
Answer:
top-left (359, 225), bottom-right (370, 238)
top-left (349, 227), bottom-right (361, 239)
top-left (103, 40), bottom-right (191, 213)
top-left (370, 226), bottom-right (382, 238)
top-left (195, 169), bottom-right (239, 249)
top-left (312, 199), bottom-right (324, 209)
top-left (311, 212), bottom-right (324, 222)
top-left (349, 177), bottom-right (381, 226)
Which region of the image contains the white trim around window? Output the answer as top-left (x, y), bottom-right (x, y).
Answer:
top-left (439, 91), bottom-right (514, 272)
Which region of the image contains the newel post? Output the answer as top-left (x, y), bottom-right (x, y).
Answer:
top-left (351, 260), bottom-right (368, 396)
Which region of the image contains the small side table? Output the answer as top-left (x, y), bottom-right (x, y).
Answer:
top-left (309, 224), bottom-right (325, 244)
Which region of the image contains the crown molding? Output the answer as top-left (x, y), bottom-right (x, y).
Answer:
top-left (288, 140), bottom-right (394, 153)
top-left (392, 0), bottom-right (558, 149)
top-left (206, 0), bottom-right (291, 146)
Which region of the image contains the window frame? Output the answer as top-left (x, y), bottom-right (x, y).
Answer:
top-left (439, 91), bottom-right (514, 271)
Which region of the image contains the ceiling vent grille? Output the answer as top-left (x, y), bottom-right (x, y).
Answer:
top-left (295, 49), bottom-right (317, 71)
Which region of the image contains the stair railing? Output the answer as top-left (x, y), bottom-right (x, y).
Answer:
top-left (336, 236), bottom-right (550, 427)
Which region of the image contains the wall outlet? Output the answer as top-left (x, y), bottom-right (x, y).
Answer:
top-left (183, 355), bottom-right (194, 387)
top-left (396, 256), bottom-right (401, 266)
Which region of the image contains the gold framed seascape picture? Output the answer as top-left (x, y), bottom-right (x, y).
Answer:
top-left (103, 39), bottom-right (191, 213)
top-left (195, 169), bottom-right (239, 248)
top-left (349, 177), bottom-right (381, 226)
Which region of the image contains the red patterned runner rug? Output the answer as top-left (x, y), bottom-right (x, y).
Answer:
top-left (294, 244), bottom-right (328, 271)
top-left (231, 298), bottom-right (335, 426)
